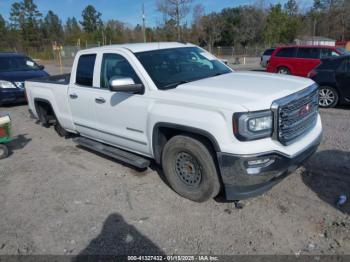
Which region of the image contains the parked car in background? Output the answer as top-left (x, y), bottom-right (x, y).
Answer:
top-left (267, 45), bottom-right (348, 77)
top-left (0, 52), bottom-right (48, 106)
top-left (260, 48), bottom-right (275, 68)
top-left (309, 55), bottom-right (350, 108)
top-left (26, 42), bottom-right (322, 202)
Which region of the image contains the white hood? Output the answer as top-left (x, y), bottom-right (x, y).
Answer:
top-left (168, 71), bottom-right (315, 111)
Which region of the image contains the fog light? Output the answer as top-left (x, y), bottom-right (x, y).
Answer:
top-left (247, 158), bottom-right (275, 167)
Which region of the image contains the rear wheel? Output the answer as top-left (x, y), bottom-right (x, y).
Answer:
top-left (161, 135), bottom-right (220, 202)
top-left (0, 144), bottom-right (9, 159)
top-left (277, 67), bottom-right (291, 75)
top-left (36, 101), bottom-right (69, 137)
top-left (319, 86), bottom-right (338, 108)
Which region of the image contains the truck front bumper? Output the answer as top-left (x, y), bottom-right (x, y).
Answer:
top-left (217, 134), bottom-right (322, 200)
top-left (0, 89), bottom-right (26, 105)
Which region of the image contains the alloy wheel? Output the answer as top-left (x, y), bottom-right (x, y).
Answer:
top-left (319, 88), bottom-right (335, 107)
top-left (277, 68), bottom-right (290, 75)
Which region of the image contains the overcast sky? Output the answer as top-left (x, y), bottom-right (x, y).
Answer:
top-left (0, 0), bottom-right (313, 27)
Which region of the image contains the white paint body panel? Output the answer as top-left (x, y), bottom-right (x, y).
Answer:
top-left (26, 43), bottom-right (322, 159)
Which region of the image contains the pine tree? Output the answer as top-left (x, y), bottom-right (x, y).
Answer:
top-left (80, 5), bottom-right (103, 33)
top-left (42, 10), bottom-right (64, 43)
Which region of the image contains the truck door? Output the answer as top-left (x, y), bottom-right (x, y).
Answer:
top-left (92, 52), bottom-right (151, 155)
top-left (68, 53), bottom-right (102, 139)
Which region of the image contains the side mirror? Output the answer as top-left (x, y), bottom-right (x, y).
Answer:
top-left (38, 65), bottom-right (45, 70)
top-left (108, 77), bottom-right (144, 94)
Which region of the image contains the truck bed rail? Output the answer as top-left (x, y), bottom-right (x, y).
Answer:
top-left (27, 74), bottom-right (70, 85)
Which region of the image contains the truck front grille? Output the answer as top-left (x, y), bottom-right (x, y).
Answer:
top-left (272, 85), bottom-right (319, 145)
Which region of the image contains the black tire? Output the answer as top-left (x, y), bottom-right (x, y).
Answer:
top-left (161, 135), bottom-right (220, 202)
top-left (0, 144), bottom-right (9, 159)
top-left (318, 86), bottom-right (339, 108)
top-left (37, 106), bottom-right (50, 127)
top-left (54, 120), bottom-right (69, 137)
top-left (277, 67), bottom-right (291, 75)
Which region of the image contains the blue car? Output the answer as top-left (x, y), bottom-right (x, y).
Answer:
top-left (0, 52), bottom-right (49, 106)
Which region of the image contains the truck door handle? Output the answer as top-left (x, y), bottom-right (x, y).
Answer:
top-left (70, 93), bottom-right (78, 99)
top-left (95, 97), bottom-right (106, 104)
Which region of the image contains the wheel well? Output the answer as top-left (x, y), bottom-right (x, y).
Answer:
top-left (277, 65), bottom-right (290, 72)
top-left (152, 124), bottom-right (220, 164)
top-left (34, 99), bottom-right (56, 126)
top-left (319, 85), bottom-right (339, 93)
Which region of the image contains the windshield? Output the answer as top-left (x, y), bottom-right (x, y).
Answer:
top-left (336, 47), bottom-right (350, 55)
top-left (135, 47), bottom-right (232, 90)
top-left (0, 56), bottom-right (41, 72)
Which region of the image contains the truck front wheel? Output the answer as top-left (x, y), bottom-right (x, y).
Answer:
top-left (161, 135), bottom-right (220, 202)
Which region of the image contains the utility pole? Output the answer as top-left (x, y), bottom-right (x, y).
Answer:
top-left (142, 3), bottom-right (146, 43)
top-left (176, 2), bottom-right (180, 40)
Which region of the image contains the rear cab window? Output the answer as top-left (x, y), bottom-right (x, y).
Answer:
top-left (275, 48), bottom-right (297, 58)
top-left (76, 54), bottom-right (96, 87)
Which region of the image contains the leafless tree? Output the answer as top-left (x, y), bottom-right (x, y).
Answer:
top-left (237, 6), bottom-right (265, 47)
top-left (199, 13), bottom-right (224, 52)
top-left (156, 0), bottom-right (192, 40)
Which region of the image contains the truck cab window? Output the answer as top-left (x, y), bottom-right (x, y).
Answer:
top-left (76, 54), bottom-right (96, 87)
top-left (100, 53), bottom-right (141, 89)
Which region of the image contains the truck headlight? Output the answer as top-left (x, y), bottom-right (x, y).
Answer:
top-left (233, 111), bottom-right (273, 141)
top-left (0, 80), bottom-right (17, 89)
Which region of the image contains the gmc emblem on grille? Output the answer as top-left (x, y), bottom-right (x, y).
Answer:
top-left (299, 103), bottom-right (312, 116)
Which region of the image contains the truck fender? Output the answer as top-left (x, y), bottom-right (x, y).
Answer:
top-left (152, 122), bottom-right (221, 164)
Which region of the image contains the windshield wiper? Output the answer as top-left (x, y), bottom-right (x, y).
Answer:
top-left (162, 80), bottom-right (189, 89)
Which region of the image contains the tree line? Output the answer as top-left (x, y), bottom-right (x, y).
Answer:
top-left (0, 0), bottom-right (349, 58)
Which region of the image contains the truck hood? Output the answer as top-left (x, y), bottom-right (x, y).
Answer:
top-left (169, 72), bottom-right (315, 111)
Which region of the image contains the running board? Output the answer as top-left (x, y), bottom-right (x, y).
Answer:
top-left (73, 137), bottom-right (150, 169)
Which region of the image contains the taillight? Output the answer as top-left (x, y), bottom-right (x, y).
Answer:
top-left (308, 70), bottom-right (317, 78)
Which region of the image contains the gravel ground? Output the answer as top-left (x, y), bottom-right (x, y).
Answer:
top-left (0, 103), bottom-right (349, 256)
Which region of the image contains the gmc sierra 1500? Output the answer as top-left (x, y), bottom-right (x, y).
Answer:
top-left (25, 42), bottom-right (322, 202)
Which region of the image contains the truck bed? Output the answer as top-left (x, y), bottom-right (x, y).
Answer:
top-left (25, 73), bottom-right (75, 132)
top-left (29, 74), bottom-right (70, 85)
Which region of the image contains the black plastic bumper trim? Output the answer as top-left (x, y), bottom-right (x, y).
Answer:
top-left (217, 133), bottom-right (322, 200)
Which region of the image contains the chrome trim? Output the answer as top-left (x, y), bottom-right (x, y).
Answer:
top-left (109, 77), bottom-right (135, 87)
top-left (238, 111), bottom-right (273, 140)
top-left (271, 84), bottom-right (318, 144)
top-left (227, 132), bottom-right (322, 159)
top-left (74, 122), bottom-right (147, 145)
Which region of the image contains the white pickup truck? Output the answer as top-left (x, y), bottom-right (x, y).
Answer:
top-left (26, 42), bottom-right (322, 202)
